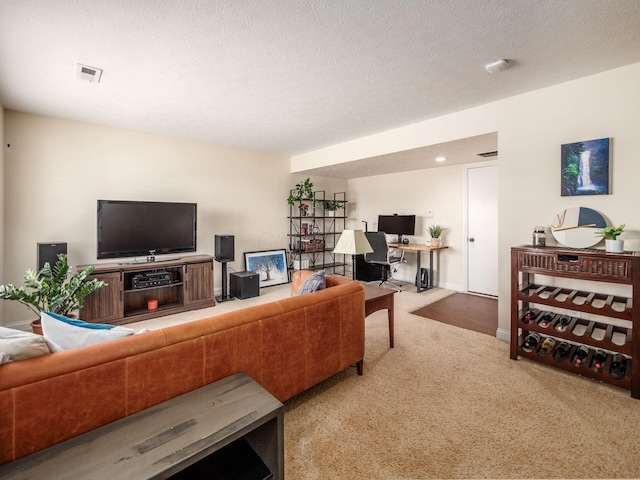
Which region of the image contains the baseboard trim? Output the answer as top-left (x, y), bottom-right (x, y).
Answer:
top-left (496, 328), bottom-right (510, 342)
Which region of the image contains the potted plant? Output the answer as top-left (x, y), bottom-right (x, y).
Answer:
top-left (0, 254), bottom-right (106, 334)
top-left (427, 224), bottom-right (446, 247)
top-left (323, 200), bottom-right (344, 217)
top-left (287, 178), bottom-right (315, 216)
top-left (595, 224), bottom-right (625, 253)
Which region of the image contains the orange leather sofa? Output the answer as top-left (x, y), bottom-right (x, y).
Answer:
top-left (0, 271), bottom-right (365, 465)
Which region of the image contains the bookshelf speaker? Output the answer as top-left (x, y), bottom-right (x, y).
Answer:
top-left (214, 235), bottom-right (234, 263)
top-left (37, 242), bottom-right (67, 271)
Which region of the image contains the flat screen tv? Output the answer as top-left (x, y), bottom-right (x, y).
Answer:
top-left (377, 214), bottom-right (416, 243)
top-left (97, 200), bottom-right (197, 260)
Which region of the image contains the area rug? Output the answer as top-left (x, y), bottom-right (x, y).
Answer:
top-left (411, 292), bottom-right (498, 336)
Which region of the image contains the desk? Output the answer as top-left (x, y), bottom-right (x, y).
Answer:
top-left (389, 244), bottom-right (449, 293)
top-left (364, 284), bottom-right (396, 347)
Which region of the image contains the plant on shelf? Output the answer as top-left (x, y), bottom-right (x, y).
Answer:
top-left (287, 177), bottom-right (314, 205)
top-left (427, 224), bottom-right (447, 247)
top-left (595, 224), bottom-right (625, 240)
top-left (287, 177), bottom-right (315, 216)
top-left (323, 200), bottom-right (344, 216)
top-left (0, 254), bottom-right (106, 332)
top-left (595, 224), bottom-right (626, 253)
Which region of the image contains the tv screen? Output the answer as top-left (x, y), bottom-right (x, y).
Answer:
top-left (377, 214), bottom-right (416, 242)
top-left (97, 200), bottom-right (197, 260)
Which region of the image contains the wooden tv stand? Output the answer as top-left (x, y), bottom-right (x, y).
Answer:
top-left (78, 254), bottom-right (215, 325)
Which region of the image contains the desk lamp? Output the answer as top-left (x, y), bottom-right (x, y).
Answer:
top-left (333, 230), bottom-right (373, 279)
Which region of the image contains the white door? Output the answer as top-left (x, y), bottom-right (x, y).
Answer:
top-left (466, 163), bottom-right (498, 296)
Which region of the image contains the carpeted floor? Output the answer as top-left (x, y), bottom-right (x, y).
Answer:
top-left (411, 292), bottom-right (498, 336)
top-left (128, 284), bottom-right (640, 479)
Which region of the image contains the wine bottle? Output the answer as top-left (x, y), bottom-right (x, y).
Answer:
top-left (538, 312), bottom-right (555, 328)
top-left (538, 337), bottom-right (556, 356)
top-left (590, 349), bottom-right (607, 373)
top-left (521, 332), bottom-right (541, 353)
top-left (610, 354), bottom-right (627, 380)
top-left (553, 341), bottom-right (571, 362)
top-left (572, 345), bottom-right (590, 367)
top-left (554, 315), bottom-right (572, 333)
top-left (521, 308), bottom-right (539, 325)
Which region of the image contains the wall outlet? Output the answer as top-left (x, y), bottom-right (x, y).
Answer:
top-left (440, 221), bottom-right (448, 228)
top-left (426, 209), bottom-right (434, 218)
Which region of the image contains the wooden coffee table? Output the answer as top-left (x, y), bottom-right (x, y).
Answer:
top-left (364, 284), bottom-right (396, 348)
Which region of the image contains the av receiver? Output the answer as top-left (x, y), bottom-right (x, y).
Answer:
top-left (131, 270), bottom-right (173, 289)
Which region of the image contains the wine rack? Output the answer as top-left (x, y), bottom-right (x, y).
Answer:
top-left (511, 245), bottom-right (640, 398)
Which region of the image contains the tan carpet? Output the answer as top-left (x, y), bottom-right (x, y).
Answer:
top-left (127, 285), bottom-right (640, 479)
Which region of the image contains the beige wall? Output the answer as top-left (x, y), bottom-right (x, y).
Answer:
top-left (2, 112), bottom-right (346, 327)
top-left (296, 61), bottom-right (640, 339)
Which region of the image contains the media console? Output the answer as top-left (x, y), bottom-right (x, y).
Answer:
top-left (78, 255), bottom-right (215, 325)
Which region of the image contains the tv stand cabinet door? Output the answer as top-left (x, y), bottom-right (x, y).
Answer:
top-left (80, 271), bottom-right (124, 323)
top-left (184, 260), bottom-right (214, 305)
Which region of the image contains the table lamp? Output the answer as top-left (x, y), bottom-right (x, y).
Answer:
top-left (333, 229), bottom-right (373, 279)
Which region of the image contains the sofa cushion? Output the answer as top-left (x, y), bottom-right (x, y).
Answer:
top-left (0, 326), bottom-right (51, 363)
top-left (41, 311), bottom-right (134, 351)
top-left (297, 269), bottom-right (326, 295)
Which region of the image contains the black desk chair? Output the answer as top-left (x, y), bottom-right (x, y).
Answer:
top-left (364, 231), bottom-right (404, 291)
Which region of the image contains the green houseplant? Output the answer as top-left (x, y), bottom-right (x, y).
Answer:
top-left (427, 224), bottom-right (447, 247)
top-left (0, 254), bottom-right (106, 333)
top-left (322, 200), bottom-right (344, 216)
top-left (287, 178), bottom-right (315, 216)
top-left (595, 224), bottom-right (625, 253)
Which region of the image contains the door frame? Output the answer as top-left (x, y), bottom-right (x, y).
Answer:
top-left (462, 160), bottom-right (498, 294)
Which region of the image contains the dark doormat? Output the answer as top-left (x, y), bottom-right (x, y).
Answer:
top-left (411, 293), bottom-right (498, 336)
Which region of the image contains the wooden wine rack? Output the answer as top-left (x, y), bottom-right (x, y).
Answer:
top-left (511, 245), bottom-right (640, 398)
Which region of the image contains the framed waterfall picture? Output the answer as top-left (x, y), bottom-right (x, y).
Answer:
top-left (561, 137), bottom-right (610, 196)
top-left (244, 249), bottom-right (289, 287)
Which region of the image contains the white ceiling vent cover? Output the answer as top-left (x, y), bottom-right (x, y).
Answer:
top-left (76, 64), bottom-right (102, 83)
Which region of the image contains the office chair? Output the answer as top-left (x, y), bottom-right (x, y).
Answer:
top-left (364, 231), bottom-right (404, 291)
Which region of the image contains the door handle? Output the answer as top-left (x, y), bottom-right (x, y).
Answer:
top-left (469, 237), bottom-right (475, 243)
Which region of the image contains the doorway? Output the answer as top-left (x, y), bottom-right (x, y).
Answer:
top-left (464, 161), bottom-right (498, 296)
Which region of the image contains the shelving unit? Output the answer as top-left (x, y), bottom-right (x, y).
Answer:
top-left (287, 190), bottom-right (347, 275)
top-left (511, 245), bottom-right (640, 398)
top-left (78, 255), bottom-right (215, 325)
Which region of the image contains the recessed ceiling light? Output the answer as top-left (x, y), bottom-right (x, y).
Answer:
top-left (435, 157), bottom-right (446, 162)
top-left (485, 59), bottom-right (510, 73)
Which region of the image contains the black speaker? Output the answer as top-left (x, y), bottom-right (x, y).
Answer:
top-left (37, 242), bottom-right (67, 271)
top-left (214, 235), bottom-right (235, 263)
top-left (230, 271), bottom-right (259, 300)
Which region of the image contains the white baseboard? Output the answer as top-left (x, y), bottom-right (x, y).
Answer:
top-left (496, 328), bottom-right (510, 342)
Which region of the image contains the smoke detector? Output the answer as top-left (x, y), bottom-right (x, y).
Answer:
top-left (484, 59), bottom-right (510, 73)
top-left (76, 63), bottom-right (103, 83)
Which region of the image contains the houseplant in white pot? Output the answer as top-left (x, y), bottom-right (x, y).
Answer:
top-left (595, 224), bottom-right (625, 253)
top-left (323, 200), bottom-right (344, 217)
top-left (427, 224), bottom-right (446, 247)
top-left (0, 254), bottom-right (106, 334)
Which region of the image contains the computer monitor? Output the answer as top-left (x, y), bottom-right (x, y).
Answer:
top-left (377, 214), bottom-right (416, 243)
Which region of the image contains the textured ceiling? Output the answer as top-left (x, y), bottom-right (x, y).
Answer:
top-left (1, 0), bottom-right (640, 177)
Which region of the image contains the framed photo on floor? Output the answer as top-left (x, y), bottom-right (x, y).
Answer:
top-left (244, 249), bottom-right (289, 287)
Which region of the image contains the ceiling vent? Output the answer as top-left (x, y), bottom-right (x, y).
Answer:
top-left (476, 150), bottom-right (498, 158)
top-left (76, 63), bottom-right (102, 83)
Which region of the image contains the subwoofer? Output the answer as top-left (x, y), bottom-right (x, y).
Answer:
top-left (214, 235), bottom-right (235, 263)
top-left (37, 242), bottom-right (67, 271)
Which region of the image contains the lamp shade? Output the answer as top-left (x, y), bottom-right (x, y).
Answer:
top-left (333, 230), bottom-right (373, 255)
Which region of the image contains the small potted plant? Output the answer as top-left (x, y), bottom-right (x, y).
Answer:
top-left (322, 200), bottom-right (344, 217)
top-left (0, 254), bottom-right (106, 334)
top-left (427, 224), bottom-right (446, 247)
top-left (287, 177), bottom-right (314, 216)
top-left (595, 224), bottom-right (625, 253)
